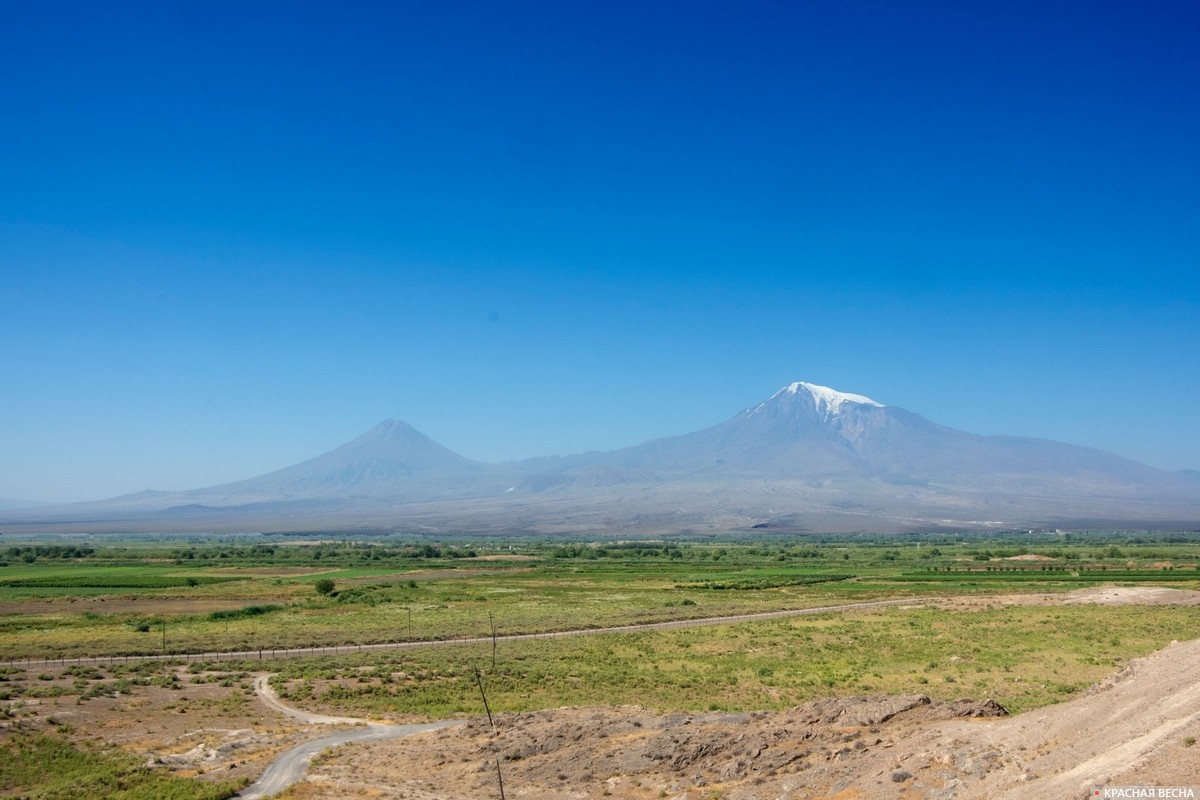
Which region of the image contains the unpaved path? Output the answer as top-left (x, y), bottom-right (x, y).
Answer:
top-left (251, 675), bottom-right (366, 725)
top-left (237, 676), bottom-right (460, 799)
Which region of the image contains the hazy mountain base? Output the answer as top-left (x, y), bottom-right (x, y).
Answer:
top-left (3, 483), bottom-right (1195, 537)
top-left (9, 502), bottom-right (1197, 542)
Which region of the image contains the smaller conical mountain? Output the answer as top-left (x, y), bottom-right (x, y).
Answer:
top-left (200, 419), bottom-right (504, 502)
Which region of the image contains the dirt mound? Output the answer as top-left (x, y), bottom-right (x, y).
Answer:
top-left (302, 696), bottom-right (1007, 799)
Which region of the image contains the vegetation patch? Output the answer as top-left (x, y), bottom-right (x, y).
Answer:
top-left (206, 604), bottom-right (285, 622)
top-left (0, 733), bottom-right (241, 799)
top-left (683, 573), bottom-right (855, 590)
top-left (0, 574), bottom-right (238, 590)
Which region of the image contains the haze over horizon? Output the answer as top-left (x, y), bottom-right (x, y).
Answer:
top-left (3, 2), bottom-right (1198, 504)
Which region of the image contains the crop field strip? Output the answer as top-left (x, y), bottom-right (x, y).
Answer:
top-left (2, 597), bottom-right (920, 670)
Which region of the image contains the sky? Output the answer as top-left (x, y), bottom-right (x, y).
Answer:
top-left (1, 1), bottom-right (1198, 504)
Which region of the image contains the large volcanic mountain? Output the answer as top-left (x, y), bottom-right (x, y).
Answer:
top-left (4, 383), bottom-right (1197, 534)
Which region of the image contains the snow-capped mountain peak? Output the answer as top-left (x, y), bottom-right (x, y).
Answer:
top-left (760, 381), bottom-right (885, 416)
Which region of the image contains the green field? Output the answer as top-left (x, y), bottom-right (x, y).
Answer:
top-left (260, 602), bottom-right (1199, 717)
top-left (2, 533), bottom-right (1198, 661)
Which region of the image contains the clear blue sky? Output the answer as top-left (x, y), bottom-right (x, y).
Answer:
top-left (2, 1), bottom-right (1198, 503)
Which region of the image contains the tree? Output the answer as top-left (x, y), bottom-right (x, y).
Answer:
top-left (314, 578), bottom-right (335, 596)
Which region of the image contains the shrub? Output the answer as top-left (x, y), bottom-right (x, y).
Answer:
top-left (208, 604), bottom-right (284, 621)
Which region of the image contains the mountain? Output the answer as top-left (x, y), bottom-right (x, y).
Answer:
top-left (561, 382), bottom-right (1180, 492)
top-left (517, 382), bottom-right (1196, 527)
top-left (2, 383), bottom-right (1196, 535)
top-left (201, 419), bottom-right (507, 502)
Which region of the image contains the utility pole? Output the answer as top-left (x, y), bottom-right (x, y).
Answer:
top-left (495, 758), bottom-right (507, 800)
top-left (489, 611), bottom-right (497, 671)
top-left (474, 666), bottom-right (495, 732)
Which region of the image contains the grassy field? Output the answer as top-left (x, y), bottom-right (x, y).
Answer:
top-left (2, 533), bottom-right (1198, 661)
top-left (258, 602), bottom-right (1199, 717)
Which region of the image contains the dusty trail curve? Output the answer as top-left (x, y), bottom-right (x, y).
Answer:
top-left (237, 675), bottom-right (460, 800)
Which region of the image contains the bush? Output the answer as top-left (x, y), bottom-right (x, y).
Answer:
top-left (208, 604), bottom-right (284, 621)
top-left (314, 578), bottom-right (335, 596)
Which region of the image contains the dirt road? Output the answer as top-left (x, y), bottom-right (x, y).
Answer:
top-left (236, 676), bottom-right (461, 800)
top-left (251, 675), bottom-right (366, 725)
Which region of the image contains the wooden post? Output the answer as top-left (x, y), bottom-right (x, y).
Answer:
top-left (489, 611), bottom-right (498, 671)
top-left (495, 758), bottom-right (507, 800)
top-left (474, 666), bottom-right (495, 732)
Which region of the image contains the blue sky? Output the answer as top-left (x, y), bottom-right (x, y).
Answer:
top-left (2, 1), bottom-right (1198, 503)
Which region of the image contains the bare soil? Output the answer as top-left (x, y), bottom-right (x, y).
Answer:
top-left (931, 584), bottom-right (1200, 611)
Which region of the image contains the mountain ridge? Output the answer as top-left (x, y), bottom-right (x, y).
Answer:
top-left (2, 382), bottom-right (1196, 535)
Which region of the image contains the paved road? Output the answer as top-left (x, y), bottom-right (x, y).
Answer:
top-left (5, 598), bottom-right (922, 670)
top-left (237, 675), bottom-right (461, 799)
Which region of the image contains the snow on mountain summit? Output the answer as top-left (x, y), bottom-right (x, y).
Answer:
top-left (769, 382), bottom-right (884, 414)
